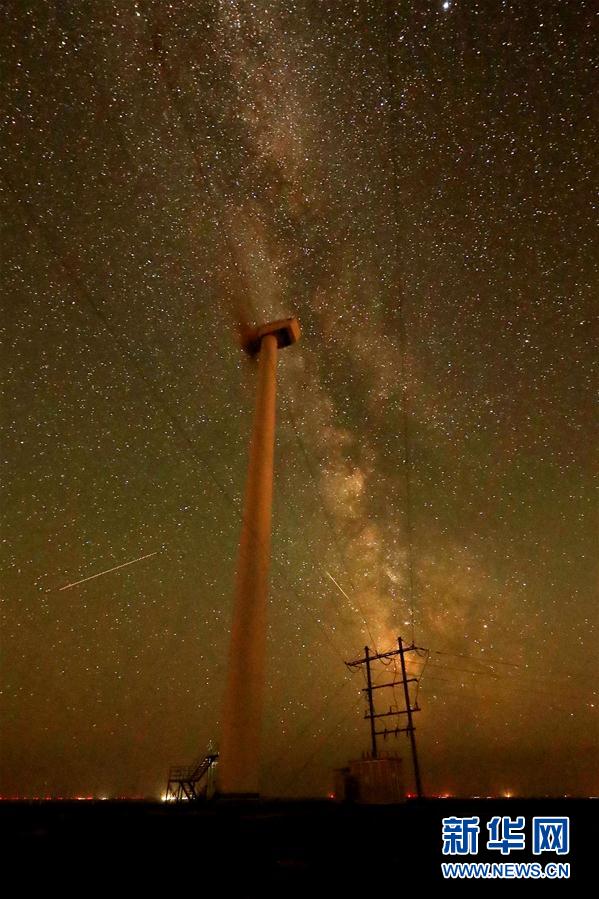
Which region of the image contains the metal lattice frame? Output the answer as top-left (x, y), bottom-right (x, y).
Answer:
top-left (165, 753), bottom-right (219, 802)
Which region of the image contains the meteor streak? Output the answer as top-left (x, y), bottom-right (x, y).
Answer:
top-left (58, 551), bottom-right (160, 591)
top-left (325, 569), bottom-right (353, 605)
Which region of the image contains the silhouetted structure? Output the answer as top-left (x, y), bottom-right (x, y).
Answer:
top-left (346, 636), bottom-right (425, 798)
top-left (334, 753), bottom-right (405, 803)
top-left (165, 753), bottom-right (218, 802)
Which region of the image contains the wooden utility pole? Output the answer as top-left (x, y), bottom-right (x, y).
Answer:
top-left (364, 645), bottom-right (378, 759)
top-left (398, 636), bottom-right (423, 798)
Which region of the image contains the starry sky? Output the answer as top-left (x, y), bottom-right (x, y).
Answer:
top-left (1, 0), bottom-right (596, 799)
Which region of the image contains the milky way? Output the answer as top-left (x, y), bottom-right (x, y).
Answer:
top-left (1, 1), bottom-right (596, 798)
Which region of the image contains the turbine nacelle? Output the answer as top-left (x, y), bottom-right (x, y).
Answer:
top-left (241, 317), bottom-right (301, 355)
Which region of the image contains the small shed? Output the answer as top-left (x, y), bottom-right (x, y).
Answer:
top-left (334, 754), bottom-right (405, 804)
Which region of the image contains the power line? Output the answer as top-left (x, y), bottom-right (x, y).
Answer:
top-left (324, 569), bottom-right (380, 655)
top-left (383, 0), bottom-right (418, 644)
top-left (134, 10), bottom-right (372, 659)
top-left (1, 171), bottom-right (351, 674)
top-left (413, 648), bottom-right (430, 706)
top-left (426, 656), bottom-right (596, 695)
top-left (431, 648), bottom-right (593, 685)
top-left (420, 677), bottom-right (593, 715)
top-left (276, 663), bottom-right (395, 795)
top-left (3, 0), bottom-right (362, 676)
top-left (278, 696), bottom-right (359, 796)
top-left (420, 666), bottom-right (596, 704)
top-left (262, 676), bottom-right (357, 784)
top-left (276, 346), bottom-right (383, 653)
top-left (136, 3), bottom-right (385, 657)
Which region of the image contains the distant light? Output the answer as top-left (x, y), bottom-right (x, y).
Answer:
top-left (442, 1), bottom-right (451, 9)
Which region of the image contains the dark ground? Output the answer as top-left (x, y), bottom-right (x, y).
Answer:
top-left (2, 797), bottom-right (593, 892)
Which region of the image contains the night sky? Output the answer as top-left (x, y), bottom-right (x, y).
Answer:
top-left (1, 1), bottom-right (596, 800)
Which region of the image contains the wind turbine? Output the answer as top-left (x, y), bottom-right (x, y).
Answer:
top-left (218, 317), bottom-right (301, 797)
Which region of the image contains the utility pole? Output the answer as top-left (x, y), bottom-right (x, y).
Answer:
top-left (364, 645), bottom-right (378, 759)
top-left (398, 636), bottom-right (423, 799)
top-left (218, 318), bottom-right (300, 798)
top-left (346, 636), bottom-right (425, 798)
